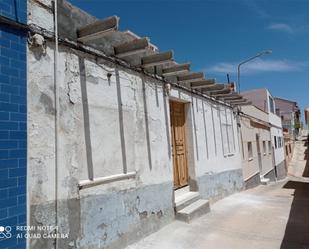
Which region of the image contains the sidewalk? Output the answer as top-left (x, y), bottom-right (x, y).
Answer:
top-left (126, 136), bottom-right (309, 249)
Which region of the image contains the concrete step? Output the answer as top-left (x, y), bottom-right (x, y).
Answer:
top-left (260, 177), bottom-right (270, 185)
top-left (176, 199), bottom-right (210, 223)
top-left (174, 191), bottom-right (200, 212)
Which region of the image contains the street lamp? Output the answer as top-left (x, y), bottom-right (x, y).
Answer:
top-left (237, 50), bottom-right (272, 93)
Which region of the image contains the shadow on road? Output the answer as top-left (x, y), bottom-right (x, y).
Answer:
top-left (280, 180), bottom-right (309, 249)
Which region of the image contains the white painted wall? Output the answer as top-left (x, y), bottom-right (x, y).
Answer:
top-left (27, 1), bottom-right (243, 247)
top-left (169, 89), bottom-right (241, 180)
top-left (271, 127), bottom-right (285, 166)
top-left (266, 90), bottom-right (285, 166)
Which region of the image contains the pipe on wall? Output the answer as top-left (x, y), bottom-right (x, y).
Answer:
top-left (53, 0), bottom-right (59, 248)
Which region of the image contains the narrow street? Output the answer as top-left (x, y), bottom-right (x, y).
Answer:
top-left (127, 134), bottom-right (309, 249)
top-left (2, 2), bottom-right (309, 249)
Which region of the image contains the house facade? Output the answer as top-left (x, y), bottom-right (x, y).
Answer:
top-left (274, 97), bottom-right (301, 164)
top-left (274, 97), bottom-right (300, 139)
top-left (0, 1), bottom-right (295, 249)
top-left (239, 105), bottom-right (274, 188)
top-left (24, 1), bottom-right (244, 248)
top-left (241, 89), bottom-right (286, 179)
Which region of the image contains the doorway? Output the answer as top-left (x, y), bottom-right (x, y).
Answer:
top-left (256, 134), bottom-right (262, 172)
top-left (170, 101), bottom-right (189, 189)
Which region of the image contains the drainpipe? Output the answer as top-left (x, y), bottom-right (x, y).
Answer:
top-left (53, 0), bottom-right (59, 248)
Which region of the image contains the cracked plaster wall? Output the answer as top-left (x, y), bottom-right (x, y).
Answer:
top-left (27, 1), bottom-right (243, 248)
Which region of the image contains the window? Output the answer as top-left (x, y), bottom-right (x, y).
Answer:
top-left (278, 137), bottom-right (283, 148)
top-left (278, 137), bottom-right (281, 148)
top-left (248, 142), bottom-right (253, 160)
top-left (220, 107), bottom-right (235, 155)
top-left (268, 141), bottom-right (272, 154)
top-left (269, 96), bottom-right (275, 113)
top-left (263, 141), bottom-right (266, 155)
top-left (274, 136), bottom-right (277, 149)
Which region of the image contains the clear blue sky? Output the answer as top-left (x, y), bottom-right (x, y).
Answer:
top-left (69, 0), bottom-right (309, 122)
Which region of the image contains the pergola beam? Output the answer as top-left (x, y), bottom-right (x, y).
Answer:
top-left (190, 79), bottom-right (216, 89)
top-left (216, 92), bottom-right (240, 99)
top-left (220, 95), bottom-right (242, 101)
top-left (177, 72), bottom-right (204, 84)
top-left (231, 101), bottom-right (252, 106)
top-left (228, 98), bottom-right (248, 104)
top-left (162, 63), bottom-right (190, 76)
top-left (141, 51), bottom-right (173, 68)
top-left (77, 16), bottom-right (119, 42)
top-left (201, 84), bottom-right (225, 93)
top-left (209, 88), bottom-right (231, 96)
top-left (114, 38), bottom-right (149, 58)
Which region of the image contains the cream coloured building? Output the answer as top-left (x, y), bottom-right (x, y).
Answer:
top-left (239, 105), bottom-right (275, 188)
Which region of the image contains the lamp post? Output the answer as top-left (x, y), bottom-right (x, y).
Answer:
top-left (237, 50), bottom-right (272, 93)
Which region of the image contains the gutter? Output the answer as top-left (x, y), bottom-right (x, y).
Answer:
top-left (0, 15), bottom-right (29, 31)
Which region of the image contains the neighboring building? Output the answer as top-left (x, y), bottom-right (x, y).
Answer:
top-left (0, 1), bottom-right (27, 249)
top-left (274, 97), bottom-right (301, 139)
top-left (274, 97), bottom-right (300, 165)
top-left (239, 105), bottom-right (274, 188)
top-left (305, 108), bottom-right (309, 126)
top-left (242, 89), bottom-right (286, 179)
top-left (23, 1), bottom-right (244, 249)
top-left (283, 131), bottom-right (294, 164)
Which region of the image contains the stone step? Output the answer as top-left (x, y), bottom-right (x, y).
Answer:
top-left (174, 191), bottom-right (200, 212)
top-left (176, 199), bottom-right (210, 223)
top-left (260, 177), bottom-right (270, 185)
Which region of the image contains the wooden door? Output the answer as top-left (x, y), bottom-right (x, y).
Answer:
top-left (170, 101), bottom-right (188, 188)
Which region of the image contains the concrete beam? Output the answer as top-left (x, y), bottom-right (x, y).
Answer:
top-left (190, 79), bottom-right (216, 89)
top-left (219, 95), bottom-right (242, 101)
top-left (141, 51), bottom-right (173, 68)
top-left (77, 16), bottom-right (119, 42)
top-left (209, 88), bottom-right (231, 96)
top-left (215, 92), bottom-right (239, 99)
top-left (114, 38), bottom-right (149, 58)
top-left (201, 84), bottom-right (225, 93)
top-left (231, 101), bottom-right (252, 106)
top-left (177, 72), bottom-right (204, 84)
top-left (228, 97), bottom-right (246, 102)
top-left (228, 98), bottom-right (249, 104)
top-left (162, 63), bottom-right (190, 76)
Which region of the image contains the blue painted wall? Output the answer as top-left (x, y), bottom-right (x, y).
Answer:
top-left (0, 1), bottom-right (27, 249)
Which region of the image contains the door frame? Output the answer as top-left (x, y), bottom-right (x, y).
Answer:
top-left (170, 100), bottom-right (189, 189)
top-left (256, 133), bottom-right (263, 172)
top-left (168, 96), bottom-right (199, 191)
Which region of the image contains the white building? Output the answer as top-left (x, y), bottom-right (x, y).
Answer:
top-left (26, 1), bottom-right (246, 248)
